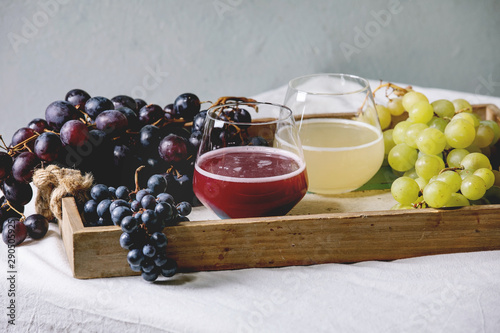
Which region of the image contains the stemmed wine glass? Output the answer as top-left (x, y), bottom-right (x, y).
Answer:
top-left (284, 73), bottom-right (384, 194)
top-left (193, 102), bottom-right (308, 219)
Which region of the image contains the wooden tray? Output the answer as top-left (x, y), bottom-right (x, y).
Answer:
top-left (59, 104), bottom-right (500, 279)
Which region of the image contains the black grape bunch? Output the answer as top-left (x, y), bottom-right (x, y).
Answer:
top-left (1, 88), bottom-right (204, 250)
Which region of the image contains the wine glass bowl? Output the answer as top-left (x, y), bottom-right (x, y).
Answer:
top-left (192, 102), bottom-right (308, 219)
top-left (284, 73), bottom-right (384, 195)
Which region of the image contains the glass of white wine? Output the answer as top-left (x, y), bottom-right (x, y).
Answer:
top-left (284, 73), bottom-right (384, 195)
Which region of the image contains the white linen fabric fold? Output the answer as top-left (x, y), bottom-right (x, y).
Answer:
top-left (1, 81), bottom-right (500, 333)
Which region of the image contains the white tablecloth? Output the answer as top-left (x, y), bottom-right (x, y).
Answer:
top-left (2, 81), bottom-right (500, 333)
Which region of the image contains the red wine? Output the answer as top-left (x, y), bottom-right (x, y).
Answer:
top-left (193, 146), bottom-right (308, 218)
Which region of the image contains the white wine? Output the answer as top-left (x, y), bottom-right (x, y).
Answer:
top-left (299, 118), bottom-right (384, 194)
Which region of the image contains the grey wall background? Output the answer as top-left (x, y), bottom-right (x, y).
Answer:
top-left (1, 0), bottom-right (499, 141)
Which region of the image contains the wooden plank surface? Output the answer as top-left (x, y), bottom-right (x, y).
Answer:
top-left (61, 197), bottom-right (500, 279)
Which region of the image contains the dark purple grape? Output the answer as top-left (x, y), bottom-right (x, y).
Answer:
top-left (139, 104), bottom-right (164, 125)
top-left (95, 110), bottom-right (128, 135)
top-left (0, 197), bottom-right (24, 228)
top-left (136, 189), bottom-right (153, 203)
top-left (249, 136), bottom-right (268, 146)
top-left (158, 134), bottom-right (191, 166)
top-left (0, 152), bottom-right (13, 180)
top-left (117, 107), bottom-right (140, 131)
top-left (142, 269), bottom-right (160, 282)
top-left (45, 100), bottom-right (79, 131)
top-left (164, 103), bottom-right (177, 120)
top-left (127, 248), bottom-right (144, 266)
top-left (109, 199), bottom-right (129, 213)
top-left (111, 206), bottom-right (132, 225)
top-left (147, 174), bottom-right (167, 194)
top-left (140, 125), bottom-right (161, 149)
top-left (192, 110), bottom-right (207, 132)
top-left (121, 216), bottom-right (139, 234)
top-left (143, 243), bottom-right (156, 258)
top-left (135, 98), bottom-right (147, 111)
top-left (173, 93), bottom-right (200, 121)
top-left (189, 130), bottom-right (202, 151)
top-left (151, 232), bottom-right (168, 248)
top-left (111, 95), bottom-right (138, 113)
top-left (65, 89), bottom-right (91, 110)
top-left (84, 96), bottom-right (114, 120)
top-left (113, 144), bottom-right (132, 166)
top-left (115, 186), bottom-right (130, 200)
top-left (160, 258), bottom-right (178, 277)
top-left (12, 152), bottom-right (40, 183)
top-left (60, 120), bottom-right (90, 147)
top-left (2, 217), bottom-right (27, 246)
top-left (141, 194), bottom-right (157, 210)
top-left (176, 201), bottom-right (192, 216)
top-left (155, 201), bottom-right (173, 220)
top-left (28, 118), bottom-right (50, 134)
top-left (154, 252), bottom-right (168, 267)
top-left (23, 214), bottom-right (49, 239)
top-left (1, 177), bottom-right (33, 206)
top-left (157, 192), bottom-right (174, 204)
top-left (83, 199), bottom-right (98, 224)
top-left (34, 132), bottom-right (62, 162)
top-left (234, 108), bottom-right (252, 123)
top-left (10, 127), bottom-right (37, 150)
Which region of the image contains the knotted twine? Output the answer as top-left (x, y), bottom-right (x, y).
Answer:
top-left (32, 165), bottom-right (94, 221)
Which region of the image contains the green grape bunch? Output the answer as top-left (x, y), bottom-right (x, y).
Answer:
top-left (374, 83), bottom-right (500, 209)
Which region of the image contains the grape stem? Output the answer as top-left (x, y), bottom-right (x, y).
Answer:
top-left (372, 82), bottom-right (411, 98)
top-left (0, 135), bottom-right (8, 150)
top-left (1, 200), bottom-right (26, 221)
top-left (8, 132), bottom-right (40, 156)
top-left (439, 166), bottom-right (464, 174)
top-left (133, 165), bottom-right (146, 193)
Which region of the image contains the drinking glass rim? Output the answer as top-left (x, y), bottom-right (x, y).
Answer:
top-left (207, 101), bottom-right (293, 126)
top-left (287, 73), bottom-right (371, 96)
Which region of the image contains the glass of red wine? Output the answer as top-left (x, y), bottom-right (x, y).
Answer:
top-left (193, 102), bottom-right (308, 219)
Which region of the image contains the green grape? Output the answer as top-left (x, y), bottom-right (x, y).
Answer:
top-left (393, 121), bottom-right (412, 144)
top-left (459, 169), bottom-right (474, 180)
top-left (383, 129), bottom-right (396, 155)
top-left (402, 91), bottom-right (429, 111)
top-left (415, 154), bottom-right (445, 180)
top-left (431, 99), bottom-right (455, 118)
top-left (416, 127), bottom-right (447, 155)
top-left (435, 170), bottom-right (462, 193)
top-left (387, 97), bottom-right (405, 116)
top-left (415, 177), bottom-right (428, 190)
top-left (443, 193), bottom-right (470, 207)
top-left (446, 148), bottom-right (469, 167)
top-left (473, 123), bottom-right (495, 148)
top-left (427, 116), bottom-right (449, 133)
top-left (493, 170), bottom-right (500, 187)
top-left (460, 152), bottom-right (492, 171)
top-left (452, 112), bottom-right (479, 128)
top-left (408, 101), bottom-right (434, 124)
top-left (460, 175), bottom-right (487, 200)
top-left (484, 186), bottom-right (500, 204)
top-left (481, 120), bottom-right (500, 145)
top-left (403, 168), bottom-right (418, 179)
top-left (444, 119), bottom-right (476, 148)
top-left (473, 168), bottom-right (495, 189)
top-left (390, 203), bottom-right (415, 210)
top-left (465, 143), bottom-right (481, 153)
top-left (405, 123), bottom-right (428, 148)
top-left (423, 180), bottom-right (452, 208)
top-left (452, 98), bottom-right (473, 113)
top-left (391, 176), bottom-right (420, 205)
top-left (413, 195), bottom-right (424, 205)
top-left (376, 104), bottom-right (392, 130)
top-left (388, 143), bottom-right (418, 172)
